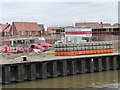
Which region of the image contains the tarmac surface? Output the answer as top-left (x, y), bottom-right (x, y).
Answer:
top-left (1, 52), bottom-right (120, 65)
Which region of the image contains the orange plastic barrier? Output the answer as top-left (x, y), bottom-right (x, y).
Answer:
top-left (55, 49), bottom-right (114, 56)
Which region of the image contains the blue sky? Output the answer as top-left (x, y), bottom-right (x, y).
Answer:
top-left (1, 1), bottom-right (119, 28)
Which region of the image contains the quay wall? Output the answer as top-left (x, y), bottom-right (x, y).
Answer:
top-left (1, 54), bottom-right (120, 84)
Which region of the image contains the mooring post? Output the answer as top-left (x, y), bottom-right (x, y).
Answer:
top-left (61, 60), bottom-right (67, 76)
top-left (15, 64), bottom-right (24, 82)
top-left (40, 62), bottom-right (47, 79)
top-left (2, 65), bottom-right (11, 84)
top-left (27, 63), bottom-right (36, 80)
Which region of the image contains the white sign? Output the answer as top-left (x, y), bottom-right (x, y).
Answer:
top-left (65, 28), bottom-right (92, 37)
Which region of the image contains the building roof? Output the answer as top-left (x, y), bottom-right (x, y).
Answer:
top-left (3, 25), bottom-right (12, 32)
top-left (13, 22), bottom-right (41, 31)
top-left (75, 22), bottom-right (100, 28)
top-left (0, 24), bottom-right (10, 32)
top-left (112, 23), bottom-right (120, 28)
top-left (75, 22), bottom-right (113, 28)
top-left (47, 27), bottom-right (56, 33)
top-left (102, 23), bottom-right (111, 27)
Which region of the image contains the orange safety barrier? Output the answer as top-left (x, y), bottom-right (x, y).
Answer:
top-left (104, 49), bottom-right (107, 53)
top-left (89, 50), bottom-right (93, 54)
top-left (95, 50), bottom-right (99, 54)
top-left (93, 50), bottom-right (96, 54)
top-left (67, 51), bottom-right (74, 56)
top-left (85, 50), bottom-right (90, 54)
top-left (64, 52), bottom-right (67, 56)
top-left (78, 51), bottom-right (82, 55)
top-left (110, 49), bottom-right (113, 53)
top-left (57, 52), bottom-right (61, 56)
top-left (55, 52), bottom-right (58, 56)
top-left (55, 48), bottom-right (114, 56)
top-left (74, 51), bottom-right (78, 55)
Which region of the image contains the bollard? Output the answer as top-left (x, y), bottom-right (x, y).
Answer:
top-left (21, 56), bottom-right (27, 61)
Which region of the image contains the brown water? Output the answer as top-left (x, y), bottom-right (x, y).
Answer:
top-left (2, 70), bottom-right (119, 88)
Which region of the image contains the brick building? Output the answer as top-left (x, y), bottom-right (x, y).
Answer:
top-left (75, 22), bottom-right (111, 28)
top-left (1, 22), bottom-right (44, 46)
top-left (12, 22), bottom-right (42, 36)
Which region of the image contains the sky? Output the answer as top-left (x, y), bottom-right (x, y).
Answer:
top-left (0, 0), bottom-right (119, 28)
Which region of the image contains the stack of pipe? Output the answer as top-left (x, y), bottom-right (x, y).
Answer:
top-left (54, 41), bottom-right (113, 56)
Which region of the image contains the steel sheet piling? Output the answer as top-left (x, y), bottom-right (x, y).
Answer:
top-left (1, 53), bottom-right (120, 84)
top-left (2, 65), bottom-right (11, 84)
top-left (67, 60), bottom-right (77, 75)
top-left (85, 58), bottom-right (94, 73)
top-left (47, 61), bottom-right (58, 78)
top-left (39, 62), bottom-right (47, 79)
top-left (15, 64), bottom-right (24, 82)
top-left (94, 58), bottom-right (103, 72)
top-left (109, 56), bottom-right (118, 70)
top-left (117, 56), bottom-right (120, 69)
top-left (27, 63), bottom-right (36, 80)
top-left (80, 59), bottom-right (86, 74)
top-left (102, 57), bottom-right (110, 71)
top-left (61, 60), bottom-right (67, 76)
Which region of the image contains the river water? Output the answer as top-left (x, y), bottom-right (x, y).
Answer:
top-left (2, 70), bottom-right (120, 89)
